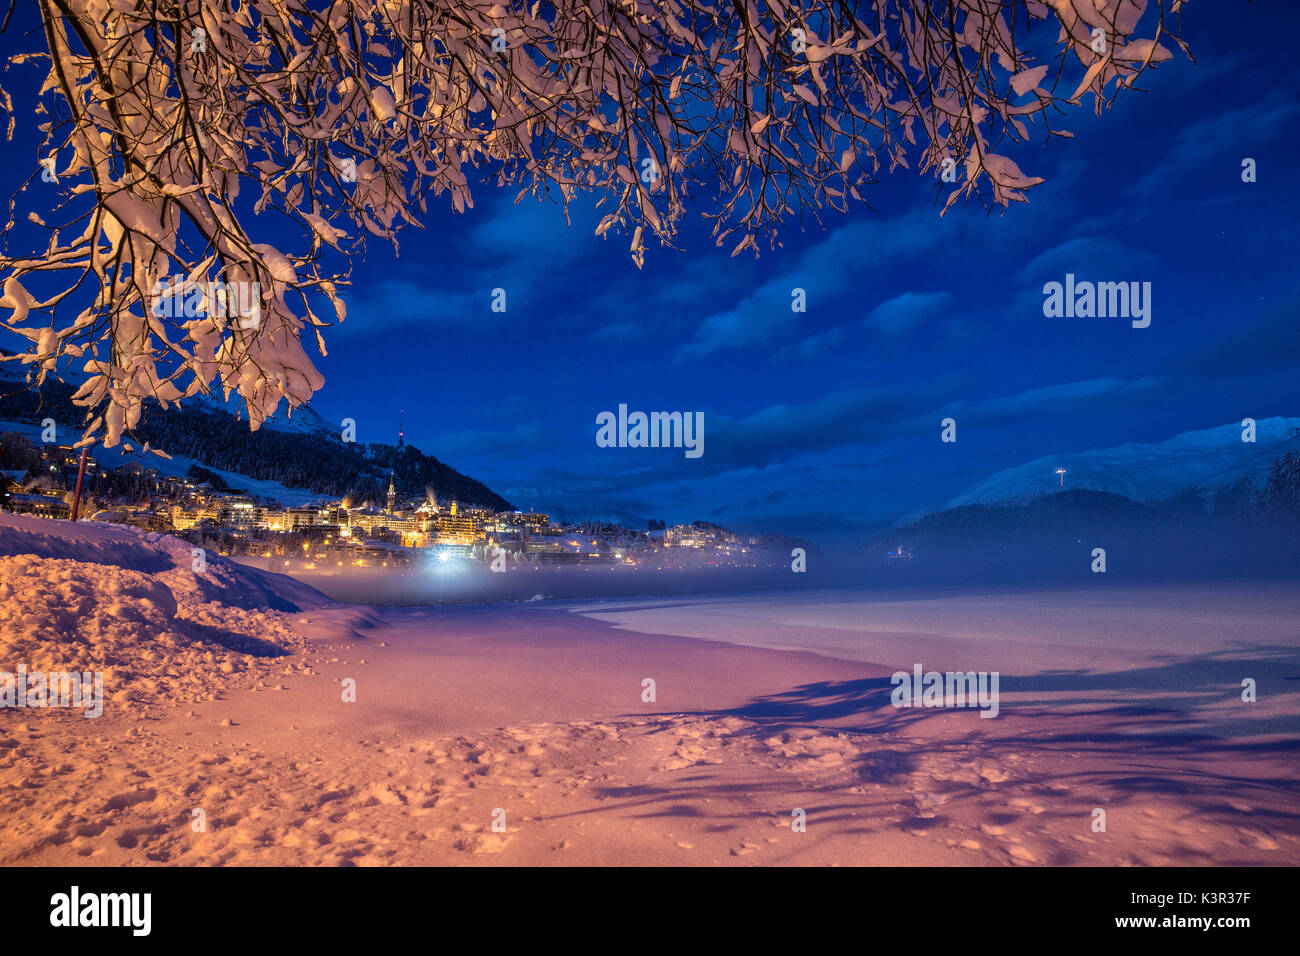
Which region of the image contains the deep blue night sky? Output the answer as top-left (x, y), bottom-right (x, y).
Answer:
top-left (2, 4), bottom-right (1297, 544)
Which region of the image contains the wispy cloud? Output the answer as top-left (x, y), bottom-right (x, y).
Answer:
top-left (676, 207), bottom-right (940, 360)
top-left (864, 291), bottom-right (954, 336)
top-left (1129, 91), bottom-right (1300, 199)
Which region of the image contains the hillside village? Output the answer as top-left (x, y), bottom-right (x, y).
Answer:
top-left (0, 429), bottom-right (796, 573)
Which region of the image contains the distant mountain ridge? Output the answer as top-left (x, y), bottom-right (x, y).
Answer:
top-left (870, 420), bottom-right (1300, 583)
top-left (898, 417), bottom-right (1300, 528)
top-left (539, 503), bottom-right (652, 528)
top-left (0, 361), bottom-right (511, 510)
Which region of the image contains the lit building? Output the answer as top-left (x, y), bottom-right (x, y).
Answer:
top-left (6, 491), bottom-right (70, 519)
top-left (426, 512), bottom-right (480, 546)
top-left (218, 498), bottom-right (258, 528)
top-left (497, 510), bottom-right (549, 531)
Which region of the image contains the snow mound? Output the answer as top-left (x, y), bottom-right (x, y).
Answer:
top-left (0, 513), bottom-right (330, 712)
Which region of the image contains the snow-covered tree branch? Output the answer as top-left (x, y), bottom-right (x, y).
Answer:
top-left (0, 0), bottom-right (1184, 448)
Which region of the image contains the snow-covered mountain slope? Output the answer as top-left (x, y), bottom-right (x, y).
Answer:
top-left (0, 417), bottom-right (328, 505)
top-left (187, 390), bottom-right (339, 440)
top-left (0, 357), bottom-right (338, 441)
top-left (903, 417), bottom-right (1300, 525)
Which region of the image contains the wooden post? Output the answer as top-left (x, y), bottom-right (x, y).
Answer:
top-left (70, 447), bottom-right (89, 521)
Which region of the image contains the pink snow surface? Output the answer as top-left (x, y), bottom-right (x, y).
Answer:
top-left (1, 512), bottom-right (1296, 865)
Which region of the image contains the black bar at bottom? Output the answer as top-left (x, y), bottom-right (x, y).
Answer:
top-left (2, 864), bottom-right (1288, 942)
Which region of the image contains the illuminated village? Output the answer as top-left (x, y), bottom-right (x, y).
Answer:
top-left (0, 437), bottom-right (793, 573)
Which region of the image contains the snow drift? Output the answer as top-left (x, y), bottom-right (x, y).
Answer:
top-left (0, 513), bottom-right (329, 712)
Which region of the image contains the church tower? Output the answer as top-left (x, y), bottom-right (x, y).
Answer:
top-left (386, 472), bottom-right (397, 513)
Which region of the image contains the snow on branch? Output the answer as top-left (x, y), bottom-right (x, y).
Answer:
top-left (0, 0), bottom-right (1185, 447)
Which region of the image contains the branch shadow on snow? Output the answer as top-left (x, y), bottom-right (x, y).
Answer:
top-left (589, 647), bottom-right (1300, 862)
top-left (639, 648), bottom-right (1300, 736)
